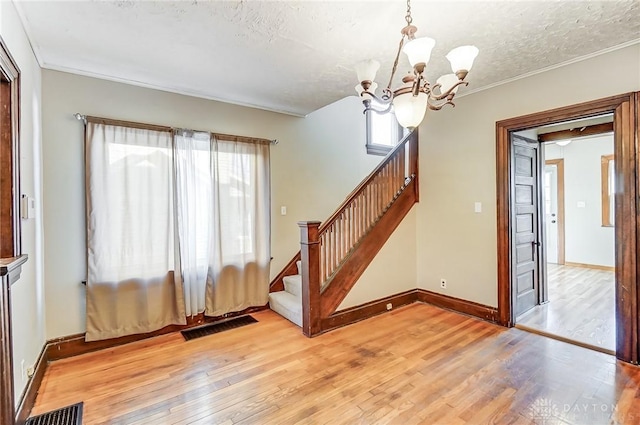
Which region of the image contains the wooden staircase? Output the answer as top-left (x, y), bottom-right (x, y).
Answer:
top-left (269, 130), bottom-right (419, 337)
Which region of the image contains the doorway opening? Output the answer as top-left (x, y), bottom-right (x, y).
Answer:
top-left (496, 93), bottom-right (639, 364)
top-left (512, 115), bottom-right (616, 354)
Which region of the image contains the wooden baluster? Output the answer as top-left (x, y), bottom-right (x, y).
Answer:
top-left (372, 175), bottom-right (376, 222)
top-left (392, 155), bottom-right (398, 196)
top-left (342, 213), bottom-right (346, 261)
top-left (377, 172), bottom-right (380, 216)
top-left (399, 152), bottom-right (403, 187)
top-left (388, 162), bottom-right (392, 201)
top-left (388, 162), bottom-right (392, 203)
top-left (320, 233), bottom-right (325, 283)
top-left (345, 207), bottom-right (350, 255)
top-left (356, 195), bottom-right (361, 240)
top-left (395, 154), bottom-right (400, 194)
top-left (329, 225), bottom-right (334, 275)
top-left (350, 203), bottom-right (355, 250)
top-left (347, 205), bottom-right (352, 253)
top-left (384, 162), bottom-right (393, 208)
top-left (409, 130), bottom-right (419, 200)
top-left (298, 221), bottom-right (322, 337)
top-left (380, 163), bottom-right (389, 208)
top-left (338, 215), bottom-right (343, 264)
top-left (335, 221), bottom-right (339, 268)
top-left (368, 179), bottom-right (372, 224)
top-left (324, 232), bottom-right (329, 281)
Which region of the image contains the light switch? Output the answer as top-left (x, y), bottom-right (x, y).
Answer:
top-left (577, 201), bottom-right (586, 208)
top-left (21, 195), bottom-right (35, 219)
top-left (474, 202), bottom-right (482, 213)
top-left (280, 206), bottom-right (287, 216)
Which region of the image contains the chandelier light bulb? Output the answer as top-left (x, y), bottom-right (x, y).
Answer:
top-left (402, 37), bottom-right (436, 68)
top-left (355, 59), bottom-right (380, 84)
top-left (446, 45), bottom-right (479, 73)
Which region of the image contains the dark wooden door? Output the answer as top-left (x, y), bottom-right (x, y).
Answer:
top-left (511, 135), bottom-right (541, 318)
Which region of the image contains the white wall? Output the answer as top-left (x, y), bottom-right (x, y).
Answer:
top-left (339, 208), bottom-right (417, 309)
top-left (545, 136), bottom-right (615, 267)
top-left (41, 70), bottom-right (416, 338)
top-left (0, 1), bottom-right (46, 405)
top-left (416, 43), bottom-right (640, 306)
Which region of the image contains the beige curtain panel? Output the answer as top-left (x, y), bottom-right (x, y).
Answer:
top-left (205, 138), bottom-right (271, 317)
top-left (85, 121), bottom-right (271, 341)
top-left (85, 123), bottom-right (186, 341)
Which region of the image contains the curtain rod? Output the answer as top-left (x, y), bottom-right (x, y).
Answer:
top-left (74, 113), bottom-right (278, 145)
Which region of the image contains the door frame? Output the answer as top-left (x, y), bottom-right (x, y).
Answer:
top-left (496, 92), bottom-right (639, 364)
top-left (544, 158), bottom-right (565, 266)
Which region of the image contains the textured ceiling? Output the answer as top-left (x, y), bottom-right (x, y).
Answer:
top-left (15, 1), bottom-right (640, 116)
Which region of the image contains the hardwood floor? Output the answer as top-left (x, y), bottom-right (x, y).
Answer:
top-left (32, 304), bottom-right (640, 424)
top-left (517, 264), bottom-right (615, 353)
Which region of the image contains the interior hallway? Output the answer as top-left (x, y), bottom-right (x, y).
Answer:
top-left (31, 303), bottom-right (638, 424)
top-left (517, 264), bottom-right (615, 353)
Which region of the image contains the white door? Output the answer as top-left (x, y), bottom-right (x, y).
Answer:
top-left (544, 165), bottom-right (559, 264)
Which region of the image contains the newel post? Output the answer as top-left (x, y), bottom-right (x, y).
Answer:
top-left (298, 221), bottom-right (322, 337)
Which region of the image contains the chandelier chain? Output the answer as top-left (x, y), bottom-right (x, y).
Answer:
top-left (405, 0), bottom-right (412, 25)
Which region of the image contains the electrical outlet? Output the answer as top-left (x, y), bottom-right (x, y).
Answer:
top-left (386, 303), bottom-right (393, 310)
top-left (20, 359), bottom-right (25, 381)
top-left (440, 279), bottom-right (447, 289)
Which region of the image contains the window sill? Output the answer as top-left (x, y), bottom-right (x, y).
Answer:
top-left (366, 144), bottom-right (393, 156)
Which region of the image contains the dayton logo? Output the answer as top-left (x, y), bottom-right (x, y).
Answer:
top-left (528, 398), bottom-right (560, 423)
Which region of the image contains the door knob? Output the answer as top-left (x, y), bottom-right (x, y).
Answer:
top-left (551, 220), bottom-right (556, 223)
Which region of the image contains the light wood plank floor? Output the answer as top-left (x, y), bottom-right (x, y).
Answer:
top-left (517, 264), bottom-right (615, 353)
top-left (32, 304), bottom-right (639, 424)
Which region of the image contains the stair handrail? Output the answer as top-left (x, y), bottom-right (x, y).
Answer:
top-left (318, 130), bottom-right (418, 234)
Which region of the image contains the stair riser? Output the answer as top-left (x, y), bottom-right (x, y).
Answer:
top-left (269, 291), bottom-right (302, 327)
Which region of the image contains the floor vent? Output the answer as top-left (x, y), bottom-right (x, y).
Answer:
top-left (181, 315), bottom-right (258, 341)
top-left (26, 402), bottom-right (83, 425)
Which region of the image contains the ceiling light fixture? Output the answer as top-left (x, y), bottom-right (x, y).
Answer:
top-left (355, 0), bottom-right (479, 129)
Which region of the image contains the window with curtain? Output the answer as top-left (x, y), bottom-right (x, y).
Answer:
top-left (85, 122), bottom-right (271, 341)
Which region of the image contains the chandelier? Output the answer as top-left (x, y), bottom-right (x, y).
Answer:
top-left (355, 0), bottom-right (479, 129)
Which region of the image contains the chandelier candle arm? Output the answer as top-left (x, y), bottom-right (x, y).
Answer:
top-left (354, 0), bottom-right (478, 129)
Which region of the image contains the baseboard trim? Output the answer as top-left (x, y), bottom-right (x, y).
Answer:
top-left (321, 289), bottom-right (418, 333)
top-left (416, 289), bottom-right (498, 323)
top-left (15, 342), bottom-right (48, 424)
top-left (319, 288), bottom-right (499, 333)
top-left (564, 262), bottom-right (615, 272)
top-left (46, 304), bottom-right (269, 361)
